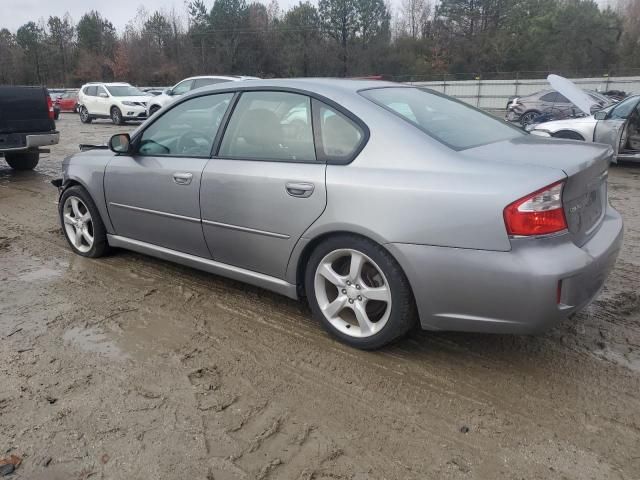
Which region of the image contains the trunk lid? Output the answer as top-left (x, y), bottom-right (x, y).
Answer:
top-left (0, 86), bottom-right (55, 134)
top-left (463, 135), bottom-right (612, 247)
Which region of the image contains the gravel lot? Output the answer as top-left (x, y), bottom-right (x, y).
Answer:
top-left (1, 114), bottom-right (639, 479)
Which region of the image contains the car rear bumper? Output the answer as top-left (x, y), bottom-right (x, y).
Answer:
top-left (0, 131), bottom-right (59, 152)
top-left (387, 205), bottom-right (623, 334)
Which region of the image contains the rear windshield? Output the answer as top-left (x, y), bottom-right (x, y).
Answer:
top-left (360, 87), bottom-right (523, 150)
top-left (106, 85), bottom-right (147, 97)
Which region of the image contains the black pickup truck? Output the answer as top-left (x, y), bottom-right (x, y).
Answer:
top-left (0, 86), bottom-right (60, 170)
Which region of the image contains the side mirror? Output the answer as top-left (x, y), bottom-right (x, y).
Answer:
top-left (594, 110), bottom-right (608, 120)
top-left (99, 92), bottom-right (108, 98)
top-left (109, 133), bottom-right (131, 154)
top-left (165, 89), bottom-right (174, 96)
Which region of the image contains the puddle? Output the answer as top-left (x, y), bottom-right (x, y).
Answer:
top-left (63, 326), bottom-right (129, 360)
top-left (18, 266), bottom-right (63, 282)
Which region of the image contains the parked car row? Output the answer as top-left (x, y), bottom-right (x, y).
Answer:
top-left (52, 77), bottom-right (624, 349)
top-left (506, 88), bottom-right (616, 126)
top-left (527, 75), bottom-right (640, 162)
top-left (74, 75), bottom-right (260, 125)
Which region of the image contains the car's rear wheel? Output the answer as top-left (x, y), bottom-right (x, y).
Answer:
top-left (79, 106), bottom-right (92, 123)
top-left (59, 186), bottom-right (109, 258)
top-left (4, 151), bottom-right (39, 170)
top-left (111, 107), bottom-right (124, 125)
top-left (520, 111), bottom-right (540, 127)
top-left (305, 235), bottom-right (417, 350)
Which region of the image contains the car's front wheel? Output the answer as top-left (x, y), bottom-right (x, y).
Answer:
top-left (79, 106), bottom-right (92, 123)
top-left (111, 107), bottom-right (124, 125)
top-left (305, 235), bottom-right (417, 349)
top-left (59, 186), bottom-right (109, 258)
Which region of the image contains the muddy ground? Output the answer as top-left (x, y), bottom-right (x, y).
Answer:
top-left (1, 114), bottom-right (639, 480)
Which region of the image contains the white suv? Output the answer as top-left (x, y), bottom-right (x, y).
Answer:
top-left (146, 75), bottom-right (259, 117)
top-left (78, 82), bottom-right (151, 125)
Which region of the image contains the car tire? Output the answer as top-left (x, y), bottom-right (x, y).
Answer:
top-left (305, 234), bottom-right (417, 350)
top-left (59, 185), bottom-right (109, 258)
top-left (553, 130), bottom-right (585, 141)
top-left (4, 150), bottom-right (39, 170)
top-left (520, 111), bottom-right (541, 127)
top-left (79, 106), bottom-right (92, 124)
top-left (111, 107), bottom-right (124, 125)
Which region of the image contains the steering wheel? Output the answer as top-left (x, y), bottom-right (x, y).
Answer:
top-left (176, 130), bottom-right (211, 156)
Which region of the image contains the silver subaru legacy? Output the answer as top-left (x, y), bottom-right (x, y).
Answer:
top-left (53, 79), bottom-right (623, 349)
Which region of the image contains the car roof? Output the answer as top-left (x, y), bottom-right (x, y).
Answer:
top-left (194, 77), bottom-right (406, 97)
top-left (82, 82), bottom-right (132, 86)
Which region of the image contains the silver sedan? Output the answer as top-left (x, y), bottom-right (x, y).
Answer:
top-left (53, 79), bottom-right (623, 349)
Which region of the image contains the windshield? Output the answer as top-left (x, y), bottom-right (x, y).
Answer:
top-left (361, 87), bottom-right (523, 150)
top-left (106, 85), bottom-right (147, 97)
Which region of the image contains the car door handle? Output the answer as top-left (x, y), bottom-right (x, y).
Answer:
top-left (286, 182), bottom-right (314, 198)
top-left (173, 172), bottom-right (193, 185)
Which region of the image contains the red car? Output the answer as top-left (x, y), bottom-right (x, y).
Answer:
top-left (54, 90), bottom-right (78, 113)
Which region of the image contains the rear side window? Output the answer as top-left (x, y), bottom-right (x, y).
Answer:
top-left (361, 87), bottom-right (523, 150)
top-left (84, 86), bottom-right (97, 96)
top-left (313, 99), bottom-right (364, 163)
top-left (219, 91), bottom-right (316, 162)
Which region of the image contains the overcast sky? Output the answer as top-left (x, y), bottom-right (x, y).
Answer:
top-left (0, 0), bottom-right (616, 33)
top-left (0, 0), bottom-right (297, 32)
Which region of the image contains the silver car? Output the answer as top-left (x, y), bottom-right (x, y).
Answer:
top-left (530, 95), bottom-right (640, 162)
top-left (53, 79), bottom-right (623, 349)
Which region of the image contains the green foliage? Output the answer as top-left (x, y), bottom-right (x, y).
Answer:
top-left (3, 0), bottom-right (638, 86)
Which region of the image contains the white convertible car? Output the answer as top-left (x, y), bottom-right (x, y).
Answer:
top-left (529, 76), bottom-right (640, 162)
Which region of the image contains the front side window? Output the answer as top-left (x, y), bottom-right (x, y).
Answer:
top-left (314, 100), bottom-right (364, 163)
top-left (219, 91), bottom-right (316, 162)
top-left (138, 93), bottom-right (233, 157)
top-left (96, 86), bottom-right (108, 97)
top-left (361, 87), bottom-right (523, 150)
top-left (609, 96), bottom-right (639, 120)
top-left (172, 80), bottom-right (193, 95)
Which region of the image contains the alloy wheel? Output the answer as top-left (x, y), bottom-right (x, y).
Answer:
top-left (314, 248), bottom-right (392, 338)
top-left (80, 107), bottom-right (88, 122)
top-left (62, 196), bottom-right (94, 253)
top-left (520, 112), bottom-right (539, 126)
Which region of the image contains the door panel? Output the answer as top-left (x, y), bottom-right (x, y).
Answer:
top-left (594, 118), bottom-right (625, 153)
top-left (200, 159), bottom-right (326, 278)
top-left (95, 86), bottom-right (109, 116)
top-left (105, 156), bottom-right (210, 257)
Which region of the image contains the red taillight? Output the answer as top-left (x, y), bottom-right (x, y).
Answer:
top-left (47, 95), bottom-right (55, 120)
top-left (503, 181), bottom-right (567, 236)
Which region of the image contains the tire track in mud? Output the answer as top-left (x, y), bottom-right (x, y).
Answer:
top-left (2, 137), bottom-right (640, 478)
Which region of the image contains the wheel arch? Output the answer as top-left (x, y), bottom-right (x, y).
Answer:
top-left (552, 130), bottom-right (585, 141)
top-left (289, 228), bottom-right (412, 300)
top-left (61, 174), bottom-right (115, 234)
